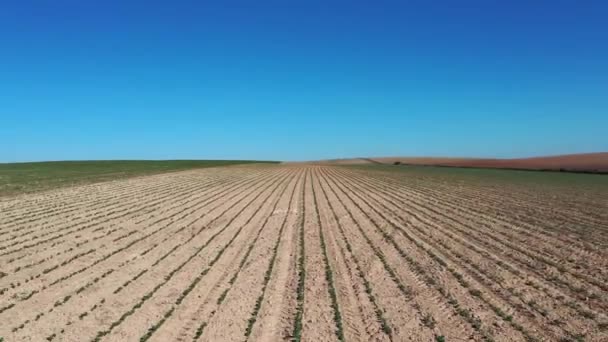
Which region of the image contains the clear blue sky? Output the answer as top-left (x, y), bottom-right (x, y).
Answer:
top-left (2, 1), bottom-right (607, 162)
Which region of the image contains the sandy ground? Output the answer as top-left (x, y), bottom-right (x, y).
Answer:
top-left (1, 164), bottom-right (607, 341)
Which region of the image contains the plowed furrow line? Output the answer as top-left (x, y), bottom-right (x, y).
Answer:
top-left (246, 172), bottom-right (303, 342)
top-left (0, 175), bottom-right (227, 245)
top-left (138, 171), bottom-right (296, 342)
top-left (1, 168), bottom-right (260, 238)
top-left (0, 173), bottom-right (237, 254)
top-left (173, 170), bottom-right (301, 342)
top-left (363, 169), bottom-right (608, 248)
top-left (337, 168), bottom-right (605, 335)
top-left (314, 169), bottom-right (392, 342)
top-left (7, 167), bottom-right (289, 341)
top-left (358, 169), bottom-right (608, 274)
top-left (0, 176), bottom-right (240, 296)
top-left (241, 171), bottom-right (301, 340)
top-left (0, 170), bottom-right (270, 262)
top-left (292, 170), bottom-right (307, 342)
top-left (324, 168), bottom-right (527, 341)
top-left (334, 171), bottom-right (586, 339)
top-left (0, 170), bottom-right (274, 298)
top-left (331, 169), bottom-right (554, 340)
top-left (441, 183), bottom-right (606, 231)
top-left (0, 175), bottom-right (232, 272)
top-left (310, 168), bottom-right (345, 341)
top-left (0, 167), bottom-right (248, 226)
top-left (46, 170), bottom-right (288, 340)
top-left (339, 168), bottom-right (608, 316)
top-left (436, 182), bottom-right (608, 230)
top-left (2, 169), bottom-right (270, 276)
top-left (299, 170), bottom-right (337, 342)
top-left (338, 168), bottom-right (608, 297)
top-left (0, 177), bottom-right (160, 220)
top-left (318, 169), bottom-right (469, 341)
top-left (91, 169), bottom-right (293, 341)
top-left (0, 169), bottom-right (285, 320)
top-left (0, 173), bottom-right (210, 233)
top-left (0, 181), bottom-right (202, 256)
top-left (338, 170), bottom-right (602, 286)
top-left (377, 167), bottom-right (608, 221)
top-left (0, 182), bottom-right (143, 226)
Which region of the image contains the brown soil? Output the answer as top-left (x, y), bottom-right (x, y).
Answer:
top-left (1, 164), bottom-right (606, 341)
top-left (319, 152), bottom-right (608, 172)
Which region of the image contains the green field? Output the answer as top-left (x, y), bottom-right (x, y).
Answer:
top-left (0, 160), bottom-right (278, 196)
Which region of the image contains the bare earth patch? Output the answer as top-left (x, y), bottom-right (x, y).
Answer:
top-left (1, 164), bottom-right (607, 341)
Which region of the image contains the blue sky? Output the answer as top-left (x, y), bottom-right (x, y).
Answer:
top-left (1, 1), bottom-right (607, 162)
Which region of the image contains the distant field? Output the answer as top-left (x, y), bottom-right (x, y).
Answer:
top-left (347, 163), bottom-right (608, 189)
top-left (320, 152), bottom-right (608, 173)
top-left (0, 160), bottom-right (277, 196)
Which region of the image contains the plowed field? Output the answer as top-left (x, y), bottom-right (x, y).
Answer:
top-left (1, 164), bottom-right (607, 341)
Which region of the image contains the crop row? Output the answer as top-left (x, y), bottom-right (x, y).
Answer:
top-left (91, 171), bottom-right (293, 341)
top-left (0, 169), bottom-right (280, 306)
top-left (157, 172), bottom-right (299, 341)
top-left (29, 170), bottom-right (289, 340)
top-left (336, 167), bottom-right (605, 335)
